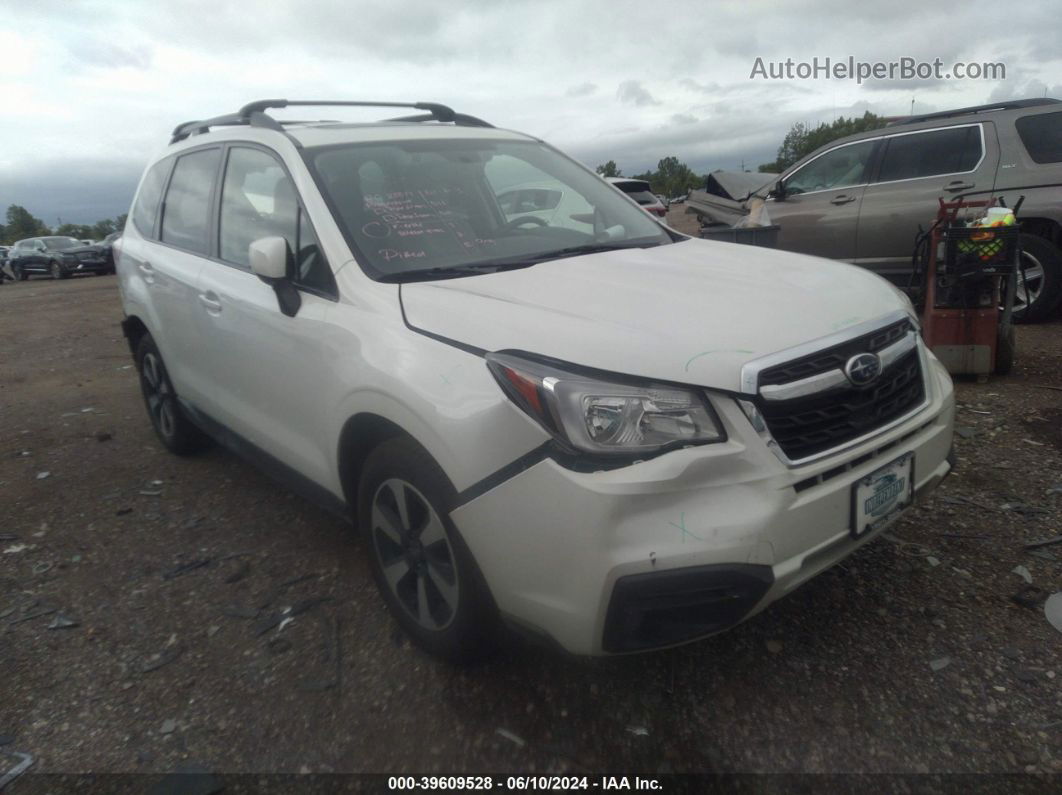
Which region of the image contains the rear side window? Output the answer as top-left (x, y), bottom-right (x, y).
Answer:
top-left (161, 148), bottom-right (221, 254)
top-left (876, 126), bottom-right (982, 182)
top-left (131, 158), bottom-right (172, 238)
top-left (1015, 111), bottom-right (1062, 164)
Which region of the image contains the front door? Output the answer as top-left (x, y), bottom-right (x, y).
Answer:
top-left (769, 138), bottom-right (878, 261)
top-left (192, 145), bottom-right (338, 488)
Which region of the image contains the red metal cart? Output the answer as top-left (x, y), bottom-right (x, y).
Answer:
top-left (914, 196), bottom-right (1020, 378)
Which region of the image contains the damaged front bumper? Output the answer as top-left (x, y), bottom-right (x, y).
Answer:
top-left (451, 353), bottom-right (955, 655)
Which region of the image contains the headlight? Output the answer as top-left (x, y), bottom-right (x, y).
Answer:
top-left (486, 352), bottom-right (725, 456)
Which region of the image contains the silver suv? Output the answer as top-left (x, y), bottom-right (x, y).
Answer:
top-left (765, 99), bottom-right (1062, 322)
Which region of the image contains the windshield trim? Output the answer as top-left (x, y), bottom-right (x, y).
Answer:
top-left (299, 137), bottom-right (684, 283)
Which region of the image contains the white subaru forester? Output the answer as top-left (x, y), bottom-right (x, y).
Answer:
top-left (117, 100), bottom-right (955, 660)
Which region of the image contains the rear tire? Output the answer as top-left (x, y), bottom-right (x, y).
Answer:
top-left (357, 436), bottom-right (500, 663)
top-left (15, 265), bottom-right (28, 281)
top-left (135, 334), bottom-right (213, 455)
top-left (1011, 234), bottom-right (1062, 323)
top-left (50, 261), bottom-right (67, 280)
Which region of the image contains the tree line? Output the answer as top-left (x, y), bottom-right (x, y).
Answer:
top-left (595, 157), bottom-right (706, 199)
top-left (757, 111), bottom-right (886, 172)
top-left (595, 111), bottom-right (888, 194)
top-left (1, 204), bottom-right (127, 246)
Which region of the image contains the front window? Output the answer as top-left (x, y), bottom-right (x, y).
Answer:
top-left (42, 237), bottom-right (81, 250)
top-left (218, 146), bottom-right (335, 295)
top-left (305, 138), bottom-right (672, 281)
top-left (784, 140), bottom-right (876, 195)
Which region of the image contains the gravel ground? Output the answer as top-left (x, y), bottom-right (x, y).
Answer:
top-left (1, 239), bottom-right (1061, 781)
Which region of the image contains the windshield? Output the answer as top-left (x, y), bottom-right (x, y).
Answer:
top-left (43, 237), bottom-right (82, 250)
top-left (306, 138), bottom-right (672, 280)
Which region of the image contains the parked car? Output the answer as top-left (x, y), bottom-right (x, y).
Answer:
top-left (8, 236), bottom-right (112, 280)
top-left (606, 177), bottom-right (668, 218)
top-left (761, 98), bottom-right (1062, 322)
top-left (99, 231), bottom-right (122, 270)
top-left (117, 99), bottom-right (955, 660)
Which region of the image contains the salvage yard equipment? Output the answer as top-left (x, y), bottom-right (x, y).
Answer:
top-left (911, 196), bottom-right (1022, 377)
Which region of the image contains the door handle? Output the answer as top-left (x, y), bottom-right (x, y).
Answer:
top-left (944, 180), bottom-right (975, 193)
top-left (138, 262), bottom-right (155, 283)
top-left (198, 293), bottom-right (222, 313)
top-left (830, 194), bottom-right (856, 205)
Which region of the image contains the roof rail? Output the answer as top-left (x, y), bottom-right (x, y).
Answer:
top-left (888, 98), bottom-right (1060, 126)
top-left (170, 99), bottom-right (492, 144)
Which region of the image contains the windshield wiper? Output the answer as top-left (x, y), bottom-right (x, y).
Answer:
top-left (378, 241), bottom-right (663, 283)
top-left (536, 241), bottom-right (662, 261)
top-left (377, 261), bottom-right (536, 283)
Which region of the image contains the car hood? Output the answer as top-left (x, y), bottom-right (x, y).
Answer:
top-left (399, 238), bottom-right (910, 392)
top-left (64, 245), bottom-right (102, 254)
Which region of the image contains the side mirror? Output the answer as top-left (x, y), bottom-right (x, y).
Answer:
top-left (249, 236), bottom-right (289, 280)
top-left (771, 180), bottom-right (787, 201)
top-left (248, 236), bottom-right (301, 318)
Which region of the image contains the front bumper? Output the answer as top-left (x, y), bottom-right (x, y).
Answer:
top-left (451, 350), bottom-right (955, 655)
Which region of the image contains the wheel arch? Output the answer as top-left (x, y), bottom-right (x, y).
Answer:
top-left (1018, 217), bottom-right (1061, 247)
top-left (120, 314), bottom-right (151, 358)
top-left (337, 412), bottom-right (421, 510)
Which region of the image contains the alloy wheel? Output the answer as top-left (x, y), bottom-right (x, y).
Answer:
top-left (50, 262), bottom-right (61, 280)
top-left (141, 351), bottom-right (176, 439)
top-left (371, 478), bottom-right (460, 631)
top-left (1006, 250), bottom-right (1044, 314)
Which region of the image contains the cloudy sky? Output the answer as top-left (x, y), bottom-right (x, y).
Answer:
top-left (2, 0), bottom-right (1060, 225)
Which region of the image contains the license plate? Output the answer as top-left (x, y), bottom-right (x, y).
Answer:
top-left (851, 452), bottom-right (913, 539)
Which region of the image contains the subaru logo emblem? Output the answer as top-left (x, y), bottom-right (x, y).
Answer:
top-left (845, 353), bottom-right (882, 386)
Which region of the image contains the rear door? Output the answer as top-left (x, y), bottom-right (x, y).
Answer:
top-left (769, 138), bottom-right (878, 260)
top-left (855, 123), bottom-right (998, 282)
top-left (193, 144), bottom-right (339, 487)
top-left (148, 147), bottom-right (222, 401)
top-left (25, 240), bottom-right (46, 271)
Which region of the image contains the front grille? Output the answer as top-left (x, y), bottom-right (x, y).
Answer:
top-left (758, 319), bottom-right (909, 387)
top-left (756, 348), bottom-right (925, 461)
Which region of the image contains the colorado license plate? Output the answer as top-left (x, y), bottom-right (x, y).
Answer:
top-left (851, 452), bottom-right (913, 539)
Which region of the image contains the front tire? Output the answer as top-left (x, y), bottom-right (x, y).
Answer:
top-left (135, 335), bottom-right (213, 455)
top-left (50, 261), bottom-right (67, 280)
top-left (358, 437), bottom-right (500, 662)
